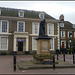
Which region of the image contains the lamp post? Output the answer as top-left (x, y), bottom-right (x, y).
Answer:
top-left (69, 32), bottom-right (72, 54)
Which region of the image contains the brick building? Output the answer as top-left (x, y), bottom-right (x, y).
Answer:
top-left (0, 7), bottom-right (60, 54)
top-left (59, 14), bottom-right (75, 50)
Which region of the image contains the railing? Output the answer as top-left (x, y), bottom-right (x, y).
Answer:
top-left (56, 53), bottom-right (75, 64)
top-left (13, 52), bottom-right (75, 71)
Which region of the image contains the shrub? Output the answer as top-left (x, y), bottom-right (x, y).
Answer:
top-left (67, 49), bottom-right (72, 52)
top-left (33, 54), bottom-right (53, 60)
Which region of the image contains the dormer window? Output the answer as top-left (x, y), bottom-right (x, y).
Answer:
top-left (0, 9), bottom-right (1, 15)
top-left (39, 12), bottom-right (45, 19)
top-left (60, 23), bottom-right (64, 27)
top-left (73, 24), bottom-right (75, 28)
top-left (18, 11), bottom-right (24, 17)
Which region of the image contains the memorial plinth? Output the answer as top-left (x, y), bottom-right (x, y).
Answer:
top-left (36, 19), bottom-right (51, 55)
top-left (36, 35), bottom-right (51, 55)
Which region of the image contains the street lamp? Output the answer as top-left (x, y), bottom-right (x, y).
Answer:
top-left (69, 32), bottom-right (72, 54)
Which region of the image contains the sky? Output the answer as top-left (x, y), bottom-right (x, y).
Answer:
top-left (0, 1), bottom-right (75, 24)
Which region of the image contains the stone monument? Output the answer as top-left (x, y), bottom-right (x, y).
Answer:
top-left (36, 19), bottom-right (51, 55)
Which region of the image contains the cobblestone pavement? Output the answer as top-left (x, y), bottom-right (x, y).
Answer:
top-left (0, 55), bottom-right (75, 74)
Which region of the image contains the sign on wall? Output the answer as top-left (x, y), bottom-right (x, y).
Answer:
top-left (17, 39), bottom-right (26, 42)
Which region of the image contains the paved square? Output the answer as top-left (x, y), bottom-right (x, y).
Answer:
top-left (0, 55), bottom-right (75, 74)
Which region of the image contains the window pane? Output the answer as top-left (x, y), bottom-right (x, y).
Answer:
top-left (33, 22), bottom-right (39, 34)
top-left (18, 22), bottom-right (24, 32)
top-left (48, 23), bottom-right (54, 35)
top-left (39, 13), bottom-right (44, 19)
top-left (20, 12), bottom-right (23, 16)
top-left (68, 32), bottom-right (72, 37)
top-left (1, 37), bottom-right (7, 49)
top-left (74, 32), bottom-right (75, 37)
top-left (35, 24), bottom-right (38, 34)
top-left (2, 21), bottom-right (7, 32)
top-left (61, 31), bottom-right (65, 37)
top-left (62, 32), bottom-right (64, 36)
top-left (32, 37), bottom-right (37, 50)
top-left (60, 23), bottom-right (64, 27)
top-left (50, 39), bottom-right (53, 49)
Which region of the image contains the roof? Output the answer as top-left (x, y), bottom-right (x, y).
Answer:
top-left (0, 7), bottom-right (56, 20)
top-left (60, 21), bottom-right (75, 31)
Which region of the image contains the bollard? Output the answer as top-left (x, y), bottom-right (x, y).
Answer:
top-left (73, 54), bottom-right (75, 64)
top-left (63, 53), bottom-right (65, 62)
top-left (13, 51), bottom-right (16, 71)
top-left (57, 52), bottom-right (58, 60)
top-left (53, 55), bottom-right (55, 70)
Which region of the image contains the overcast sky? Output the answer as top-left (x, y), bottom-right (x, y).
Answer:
top-left (0, 1), bottom-right (75, 24)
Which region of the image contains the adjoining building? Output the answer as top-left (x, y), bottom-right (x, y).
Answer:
top-left (59, 14), bottom-right (75, 50)
top-left (0, 7), bottom-right (60, 54)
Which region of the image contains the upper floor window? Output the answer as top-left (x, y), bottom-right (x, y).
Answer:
top-left (60, 23), bottom-right (64, 27)
top-left (17, 21), bottom-right (25, 32)
top-left (18, 11), bottom-right (24, 17)
top-left (74, 32), bottom-right (75, 38)
top-left (68, 31), bottom-right (72, 37)
top-left (61, 31), bottom-right (65, 37)
top-left (47, 23), bottom-right (54, 35)
top-left (1, 20), bottom-right (9, 33)
top-left (39, 12), bottom-right (45, 19)
top-left (73, 24), bottom-right (75, 28)
top-left (0, 9), bottom-right (1, 15)
top-left (32, 22), bottom-right (39, 34)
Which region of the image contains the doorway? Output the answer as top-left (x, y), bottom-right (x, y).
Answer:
top-left (62, 42), bottom-right (65, 48)
top-left (18, 42), bottom-right (23, 51)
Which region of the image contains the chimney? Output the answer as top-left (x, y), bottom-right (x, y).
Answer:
top-left (59, 14), bottom-right (64, 21)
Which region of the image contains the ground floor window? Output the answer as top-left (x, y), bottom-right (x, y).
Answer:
top-left (68, 40), bottom-right (72, 48)
top-left (50, 38), bottom-right (54, 51)
top-left (0, 36), bottom-right (8, 50)
top-left (32, 37), bottom-right (37, 50)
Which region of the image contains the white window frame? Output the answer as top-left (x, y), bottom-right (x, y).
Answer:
top-left (68, 40), bottom-right (72, 48)
top-left (17, 21), bottom-right (25, 32)
top-left (0, 36), bottom-right (8, 50)
top-left (61, 31), bottom-right (65, 37)
top-left (73, 24), bottom-right (75, 28)
top-left (32, 22), bottom-right (39, 34)
top-left (18, 11), bottom-right (24, 17)
top-left (60, 23), bottom-right (64, 27)
top-left (74, 32), bottom-right (75, 38)
top-left (47, 23), bottom-right (54, 35)
top-left (1, 20), bottom-right (9, 33)
top-left (61, 40), bottom-right (66, 48)
top-left (0, 9), bottom-right (1, 15)
top-left (50, 38), bottom-right (54, 51)
top-left (32, 37), bottom-right (37, 50)
top-left (68, 31), bottom-right (72, 37)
